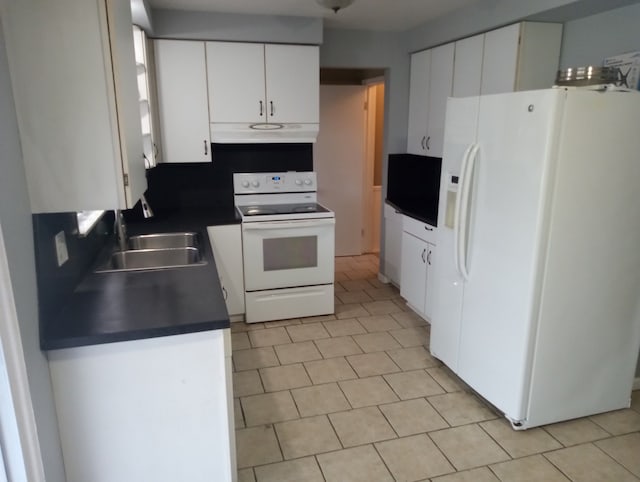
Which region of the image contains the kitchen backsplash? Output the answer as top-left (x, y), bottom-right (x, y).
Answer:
top-left (145, 143), bottom-right (314, 210)
top-left (32, 211), bottom-right (114, 346)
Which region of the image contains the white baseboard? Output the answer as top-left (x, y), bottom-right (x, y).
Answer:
top-left (633, 377), bottom-right (640, 391)
top-left (377, 272), bottom-right (390, 284)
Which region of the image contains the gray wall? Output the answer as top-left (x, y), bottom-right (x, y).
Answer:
top-left (152, 8), bottom-right (322, 44)
top-left (320, 28), bottom-right (409, 158)
top-left (559, 2), bottom-right (640, 67)
top-left (0, 21), bottom-right (66, 482)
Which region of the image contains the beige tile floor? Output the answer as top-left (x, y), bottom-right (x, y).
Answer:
top-left (232, 254), bottom-right (640, 482)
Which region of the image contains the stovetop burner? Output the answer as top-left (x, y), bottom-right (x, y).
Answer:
top-left (238, 203), bottom-right (330, 217)
top-left (244, 207), bottom-right (278, 216)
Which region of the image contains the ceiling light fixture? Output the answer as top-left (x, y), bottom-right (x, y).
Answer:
top-left (316, 0), bottom-right (355, 14)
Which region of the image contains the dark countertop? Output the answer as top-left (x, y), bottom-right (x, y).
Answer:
top-left (41, 208), bottom-right (241, 350)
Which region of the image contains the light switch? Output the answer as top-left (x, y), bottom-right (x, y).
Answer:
top-left (55, 231), bottom-right (69, 267)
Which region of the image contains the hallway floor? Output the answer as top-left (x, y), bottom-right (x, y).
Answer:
top-left (231, 254), bottom-right (640, 482)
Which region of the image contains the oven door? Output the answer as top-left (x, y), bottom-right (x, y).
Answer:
top-left (242, 218), bottom-right (335, 291)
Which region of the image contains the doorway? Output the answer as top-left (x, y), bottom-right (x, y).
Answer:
top-left (314, 69), bottom-right (385, 257)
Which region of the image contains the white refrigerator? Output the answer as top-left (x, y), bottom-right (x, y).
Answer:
top-left (430, 87), bottom-right (640, 429)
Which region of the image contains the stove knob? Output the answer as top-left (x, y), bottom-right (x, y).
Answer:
top-left (241, 181), bottom-right (250, 188)
top-left (295, 179), bottom-right (303, 186)
top-left (304, 179), bottom-right (313, 186)
top-left (251, 180), bottom-right (260, 188)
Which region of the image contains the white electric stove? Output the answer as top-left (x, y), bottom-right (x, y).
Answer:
top-left (233, 172), bottom-right (335, 323)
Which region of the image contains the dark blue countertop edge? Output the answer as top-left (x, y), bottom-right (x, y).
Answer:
top-left (385, 199), bottom-right (437, 228)
top-left (41, 320), bottom-right (229, 351)
top-left (41, 208), bottom-right (237, 351)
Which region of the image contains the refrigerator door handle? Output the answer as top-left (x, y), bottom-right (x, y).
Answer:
top-left (458, 144), bottom-right (480, 281)
top-left (454, 144), bottom-right (474, 277)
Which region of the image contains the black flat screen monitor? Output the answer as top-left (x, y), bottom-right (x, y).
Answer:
top-left (386, 154), bottom-right (442, 226)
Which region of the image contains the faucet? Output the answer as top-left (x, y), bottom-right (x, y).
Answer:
top-left (115, 210), bottom-right (127, 251)
top-left (140, 193), bottom-right (154, 219)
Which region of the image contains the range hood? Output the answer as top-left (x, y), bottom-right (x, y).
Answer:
top-left (210, 123), bottom-right (319, 144)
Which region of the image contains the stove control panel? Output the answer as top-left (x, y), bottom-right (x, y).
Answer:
top-left (233, 171), bottom-right (317, 194)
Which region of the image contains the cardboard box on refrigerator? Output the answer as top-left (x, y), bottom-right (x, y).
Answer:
top-left (603, 51), bottom-right (640, 90)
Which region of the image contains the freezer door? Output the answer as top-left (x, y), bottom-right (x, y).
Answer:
top-left (430, 96), bottom-right (479, 370)
top-left (456, 89), bottom-right (563, 422)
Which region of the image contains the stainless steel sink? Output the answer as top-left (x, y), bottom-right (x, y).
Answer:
top-left (128, 232), bottom-right (200, 250)
top-left (95, 247), bottom-right (206, 273)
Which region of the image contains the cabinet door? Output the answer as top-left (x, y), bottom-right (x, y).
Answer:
top-left (383, 203), bottom-right (403, 285)
top-left (3, 0), bottom-right (146, 212)
top-left (107, 0), bottom-right (147, 206)
top-left (133, 26), bottom-right (161, 167)
top-left (400, 231), bottom-right (427, 315)
top-left (407, 49), bottom-right (431, 155)
top-left (425, 43), bottom-right (454, 158)
top-left (265, 44), bottom-right (319, 124)
top-left (155, 40), bottom-right (211, 163)
top-left (207, 225), bottom-right (245, 316)
top-left (206, 42), bottom-right (266, 123)
top-left (423, 243), bottom-right (436, 321)
top-left (481, 23), bottom-right (521, 95)
top-left (453, 34), bottom-right (484, 98)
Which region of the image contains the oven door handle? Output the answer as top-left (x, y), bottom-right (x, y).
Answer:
top-left (242, 219), bottom-right (335, 230)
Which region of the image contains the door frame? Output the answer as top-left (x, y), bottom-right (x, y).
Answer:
top-left (362, 78), bottom-right (385, 253)
top-left (0, 223), bottom-right (45, 481)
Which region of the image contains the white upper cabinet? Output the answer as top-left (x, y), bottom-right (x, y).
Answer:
top-left (426, 43), bottom-right (455, 158)
top-left (155, 40), bottom-right (211, 163)
top-left (206, 42), bottom-right (266, 124)
top-left (406, 44), bottom-right (453, 158)
top-left (2, 0), bottom-right (147, 212)
top-left (265, 44), bottom-right (319, 124)
top-left (407, 49), bottom-right (431, 156)
top-left (453, 34), bottom-right (485, 98)
top-left (405, 21), bottom-right (561, 162)
top-left (206, 42), bottom-right (319, 125)
top-left (481, 22), bottom-right (563, 95)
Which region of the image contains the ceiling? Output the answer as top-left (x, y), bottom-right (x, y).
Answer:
top-left (146, 0), bottom-right (486, 31)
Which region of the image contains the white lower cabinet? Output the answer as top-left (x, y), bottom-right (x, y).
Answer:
top-left (207, 225), bottom-right (245, 317)
top-left (383, 202), bottom-right (403, 286)
top-left (48, 329), bottom-right (236, 482)
top-left (400, 216), bottom-right (437, 320)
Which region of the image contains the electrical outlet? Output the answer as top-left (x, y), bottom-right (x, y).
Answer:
top-left (54, 231), bottom-right (69, 267)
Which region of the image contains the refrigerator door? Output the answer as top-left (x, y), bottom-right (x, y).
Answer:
top-left (430, 96), bottom-right (479, 370)
top-left (456, 89), bottom-right (563, 422)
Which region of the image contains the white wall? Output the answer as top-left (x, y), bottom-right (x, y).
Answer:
top-left (0, 21), bottom-right (66, 482)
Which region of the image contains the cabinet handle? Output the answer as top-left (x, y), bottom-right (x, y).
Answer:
top-left (421, 248), bottom-right (426, 263)
top-left (426, 136), bottom-right (431, 150)
top-left (421, 136), bottom-right (426, 150)
top-left (270, 101), bottom-right (274, 117)
top-left (427, 249), bottom-right (432, 265)
top-left (259, 100), bottom-right (264, 116)
top-left (153, 142), bottom-right (158, 158)
top-left (204, 140), bottom-right (208, 156)
top-left (425, 225), bottom-right (433, 231)
top-left (222, 286), bottom-right (228, 301)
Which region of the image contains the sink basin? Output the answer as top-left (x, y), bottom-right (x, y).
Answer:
top-left (95, 247), bottom-right (206, 273)
top-left (128, 232), bottom-right (200, 250)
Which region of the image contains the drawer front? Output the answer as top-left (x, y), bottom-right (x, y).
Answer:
top-left (403, 215), bottom-right (437, 244)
